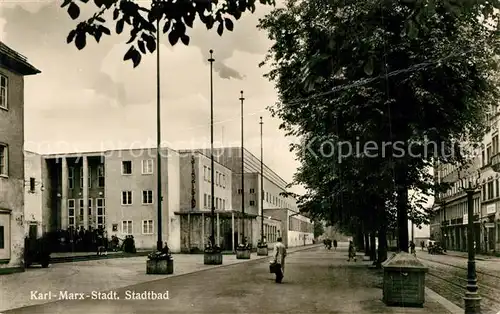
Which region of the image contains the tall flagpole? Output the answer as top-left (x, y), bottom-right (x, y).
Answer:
top-left (156, 17), bottom-right (163, 251)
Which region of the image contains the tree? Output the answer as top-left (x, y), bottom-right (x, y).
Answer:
top-left (313, 220), bottom-right (325, 239)
top-left (61, 0), bottom-right (275, 67)
top-left (259, 0), bottom-right (499, 252)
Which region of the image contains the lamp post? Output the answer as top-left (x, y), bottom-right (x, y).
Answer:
top-left (209, 50), bottom-right (215, 247)
top-left (441, 200), bottom-right (447, 252)
top-left (240, 91), bottom-right (245, 245)
top-left (155, 17), bottom-right (163, 252)
top-left (256, 117), bottom-right (268, 256)
top-left (458, 168), bottom-right (481, 314)
top-left (260, 116), bottom-right (264, 244)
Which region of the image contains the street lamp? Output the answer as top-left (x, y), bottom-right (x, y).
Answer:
top-left (458, 168), bottom-right (481, 314)
top-left (155, 17), bottom-right (163, 252)
top-left (256, 116), bottom-right (268, 256)
top-left (441, 200), bottom-right (447, 252)
top-left (208, 50), bottom-right (216, 247)
top-left (240, 91), bottom-right (246, 246)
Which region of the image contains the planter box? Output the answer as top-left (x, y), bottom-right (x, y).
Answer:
top-left (257, 246), bottom-right (268, 256)
top-left (236, 249), bottom-right (251, 259)
top-left (204, 252), bottom-right (223, 265)
top-left (146, 259), bottom-right (174, 275)
top-left (382, 252), bottom-right (427, 307)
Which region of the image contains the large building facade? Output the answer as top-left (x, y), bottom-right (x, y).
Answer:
top-left (0, 42), bottom-right (40, 271)
top-left (432, 105), bottom-right (500, 253)
top-left (24, 146), bottom-right (313, 252)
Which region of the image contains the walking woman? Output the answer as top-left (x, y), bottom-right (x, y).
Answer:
top-left (273, 237), bottom-right (287, 283)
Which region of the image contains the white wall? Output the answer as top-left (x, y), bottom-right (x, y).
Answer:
top-left (288, 230), bottom-right (314, 247)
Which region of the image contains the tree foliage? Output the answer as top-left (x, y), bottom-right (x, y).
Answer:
top-left (259, 0), bottom-right (500, 251)
top-left (61, 0), bottom-right (275, 67)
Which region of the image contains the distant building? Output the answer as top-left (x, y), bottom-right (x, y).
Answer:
top-left (0, 42), bottom-right (40, 272)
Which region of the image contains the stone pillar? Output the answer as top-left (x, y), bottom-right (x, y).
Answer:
top-left (216, 212), bottom-right (220, 246)
top-left (61, 157), bottom-right (68, 230)
top-left (231, 212), bottom-right (235, 252)
top-left (82, 156), bottom-right (89, 230)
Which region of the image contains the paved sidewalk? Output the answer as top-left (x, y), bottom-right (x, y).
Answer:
top-left (3, 246), bottom-right (459, 314)
top-left (0, 244), bottom-right (320, 312)
top-left (441, 249), bottom-right (500, 261)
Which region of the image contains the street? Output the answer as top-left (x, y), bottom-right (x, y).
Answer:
top-left (417, 249), bottom-right (500, 314)
top-left (4, 246), bottom-right (452, 314)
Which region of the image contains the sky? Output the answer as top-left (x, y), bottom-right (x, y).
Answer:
top-left (0, 0), bottom-right (305, 194)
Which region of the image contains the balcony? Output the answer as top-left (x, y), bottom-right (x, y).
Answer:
top-left (491, 152), bottom-right (500, 172)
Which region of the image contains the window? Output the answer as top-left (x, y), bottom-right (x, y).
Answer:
top-left (80, 167), bottom-right (91, 189)
top-left (0, 144), bottom-right (7, 176)
top-left (222, 199), bottom-right (225, 209)
top-left (96, 198), bottom-right (105, 229)
top-left (79, 199), bottom-right (85, 216)
top-left (122, 221), bottom-right (133, 234)
top-left (204, 194), bottom-right (208, 208)
top-left (237, 189), bottom-right (242, 194)
top-left (68, 167), bottom-right (74, 189)
top-left (497, 179), bottom-right (499, 198)
top-left (203, 166), bottom-right (208, 181)
top-left (122, 161), bottom-right (132, 175)
top-left (122, 191), bottom-right (132, 205)
top-left (487, 146), bottom-right (492, 165)
top-left (97, 164), bottom-right (105, 187)
top-left (88, 198), bottom-right (93, 216)
top-left (142, 220), bottom-right (154, 234)
top-left (250, 200), bottom-right (255, 206)
top-left (215, 171), bottom-right (219, 186)
top-left (488, 181), bottom-right (494, 199)
top-left (142, 159), bottom-right (153, 174)
top-left (250, 189), bottom-right (255, 194)
top-left (207, 168), bottom-right (211, 182)
top-left (215, 198), bottom-right (219, 209)
top-left (494, 135), bottom-right (499, 155)
top-left (29, 177), bottom-right (35, 192)
top-left (222, 174), bottom-right (226, 188)
top-left (68, 199), bottom-right (75, 227)
top-left (482, 150), bottom-right (486, 167)
top-left (208, 196), bottom-right (211, 209)
top-left (0, 226), bottom-right (3, 249)
top-left (0, 74), bottom-right (7, 109)
top-left (142, 190), bottom-right (153, 204)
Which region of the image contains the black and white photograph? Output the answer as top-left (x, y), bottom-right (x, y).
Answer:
top-left (0, 0), bottom-right (499, 313)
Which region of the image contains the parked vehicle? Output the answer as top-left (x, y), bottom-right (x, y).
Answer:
top-left (428, 241), bottom-right (444, 255)
top-left (24, 236), bottom-right (51, 268)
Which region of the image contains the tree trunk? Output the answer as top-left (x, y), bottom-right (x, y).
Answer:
top-left (397, 186), bottom-right (409, 252)
top-left (364, 233), bottom-right (370, 255)
top-left (370, 232), bottom-right (376, 261)
top-left (356, 229), bottom-right (364, 251)
top-left (376, 224), bottom-right (388, 268)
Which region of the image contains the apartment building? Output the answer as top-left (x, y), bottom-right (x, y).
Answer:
top-left (432, 103), bottom-right (500, 253)
top-left (0, 42), bottom-right (40, 272)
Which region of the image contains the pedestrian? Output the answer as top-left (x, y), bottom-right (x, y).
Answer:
top-left (333, 239), bottom-right (338, 251)
top-left (347, 240), bottom-right (357, 261)
top-left (273, 237), bottom-right (287, 283)
top-left (410, 241), bottom-right (416, 256)
top-left (421, 241), bottom-right (425, 251)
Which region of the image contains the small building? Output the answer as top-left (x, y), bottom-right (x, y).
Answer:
top-left (0, 41), bottom-right (41, 272)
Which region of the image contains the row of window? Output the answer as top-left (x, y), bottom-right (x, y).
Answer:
top-left (121, 190), bottom-right (154, 205)
top-left (68, 198), bottom-right (105, 229)
top-left (264, 224), bottom-right (279, 243)
top-left (434, 198), bottom-right (480, 224)
top-left (289, 216), bottom-right (313, 233)
top-left (203, 194), bottom-right (227, 209)
top-left (202, 166), bottom-right (227, 188)
top-left (439, 177), bottom-right (500, 203)
top-left (122, 160), bottom-right (153, 175)
top-left (237, 188), bottom-right (292, 209)
top-left (122, 220), bottom-right (154, 234)
top-left (481, 133), bottom-right (499, 168)
top-left (66, 164), bottom-right (105, 189)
